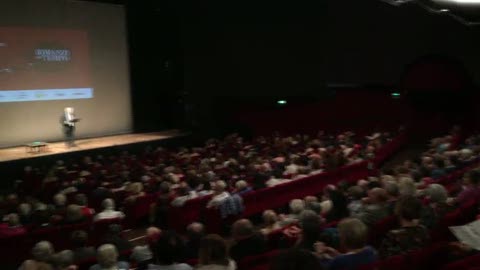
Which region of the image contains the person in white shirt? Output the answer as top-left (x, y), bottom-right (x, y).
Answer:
top-left (94, 199), bottom-right (125, 221)
top-left (206, 181), bottom-right (230, 208)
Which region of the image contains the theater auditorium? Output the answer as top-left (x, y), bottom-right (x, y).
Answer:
top-left (1, 0), bottom-right (480, 269)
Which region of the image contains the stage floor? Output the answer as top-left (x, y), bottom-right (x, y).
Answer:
top-left (0, 130), bottom-right (186, 163)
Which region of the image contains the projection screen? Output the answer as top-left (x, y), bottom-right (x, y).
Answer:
top-left (0, 0), bottom-right (132, 147)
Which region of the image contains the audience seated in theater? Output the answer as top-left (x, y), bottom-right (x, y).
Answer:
top-left (52, 193), bottom-right (68, 216)
top-left (19, 241), bottom-right (55, 270)
top-left (260, 210), bottom-right (282, 235)
top-left (304, 195), bottom-right (323, 214)
top-left (251, 166), bottom-right (269, 190)
top-left (94, 199), bottom-right (125, 221)
top-left (171, 186), bottom-right (198, 207)
top-left (62, 205), bottom-right (86, 225)
top-left (197, 234), bottom-right (236, 270)
top-left (147, 231), bottom-right (191, 270)
top-left (383, 180), bottom-right (400, 214)
top-left (130, 227), bottom-right (161, 268)
top-left (18, 203), bottom-right (33, 225)
top-left (346, 186), bottom-right (364, 217)
top-left (89, 244), bottom-right (129, 270)
top-left (295, 210), bottom-right (324, 252)
top-left (153, 182), bottom-right (174, 229)
top-left (379, 195), bottom-right (429, 258)
top-left (453, 170), bottom-right (480, 205)
top-left (324, 189), bottom-right (349, 222)
top-left (271, 248), bottom-right (323, 270)
top-left (229, 219), bottom-right (267, 261)
top-left (280, 199), bottom-right (305, 225)
top-left (420, 184), bottom-right (454, 229)
top-left (206, 181), bottom-right (230, 209)
top-left (101, 224), bottom-right (132, 253)
top-left (52, 250), bottom-right (77, 270)
top-left (184, 222), bottom-right (205, 259)
top-left (353, 188), bottom-right (389, 226)
top-left (124, 182), bottom-right (146, 204)
top-left (398, 177), bottom-right (417, 197)
top-left (231, 180), bottom-right (253, 196)
top-left (265, 170), bottom-right (289, 187)
top-left (315, 218), bottom-right (377, 270)
top-left (0, 213), bottom-right (26, 238)
top-left (31, 203), bottom-right (53, 229)
top-left (74, 194), bottom-right (95, 219)
top-left (71, 230), bottom-right (96, 263)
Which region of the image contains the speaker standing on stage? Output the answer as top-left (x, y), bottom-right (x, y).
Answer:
top-left (62, 107), bottom-right (80, 148)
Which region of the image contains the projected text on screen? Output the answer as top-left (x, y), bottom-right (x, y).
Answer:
top-left (0, 27), bottom-right (93, 102)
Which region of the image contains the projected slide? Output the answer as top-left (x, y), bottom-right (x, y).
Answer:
top-left (0, 27), bottom-right (92, 102)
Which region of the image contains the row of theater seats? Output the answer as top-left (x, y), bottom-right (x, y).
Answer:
top-left (165, 133), bottom-right (408, 233)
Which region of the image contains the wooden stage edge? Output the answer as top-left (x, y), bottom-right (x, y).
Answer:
top-left (0, 130), bottom-right (188, 163)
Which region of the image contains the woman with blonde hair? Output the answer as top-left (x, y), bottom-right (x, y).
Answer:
top-left (260, 210), bottom-right (281, 235)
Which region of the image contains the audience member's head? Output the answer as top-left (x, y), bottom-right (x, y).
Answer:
top-left (6, 213), bottom-right (21, 227)
top-left (337, 218), bottom-right (368, 252)
top-left (102, 198), bottom-right (115, 211)
top-left (425, 184), bottom-right (448, 204)
top-left (347, 185), bottom-right (364, 201)
top-left (384, 181), bottom-right (399, 199)
top-left (65, 205), bottom-right (83, 223)
top-left (394, 195), bottom-right (423, 223)
top-left (198, 234), bottom-right (230, 266)
top-left (213, 180), bottom-right (227, 194)
top-left (186, 222), bottom-right (205, 241)
top-left (96, 244), bottom-right (119, 269)
top-left (146, 227), bottom-right (162, 245)
top-left (231, 219), bottom-right (255, 240)
top-left (18, 203), bottom-right (32, 216)
top-left (159, 181), bottom-right (171, 194)
top-left (235, 180), bottom-right (249, 191)
top-left (53, 194), bottom-right (67, 207)
top-left (52, 250), bottom-right (75, 270)
top-left (262, 210), bottom-right (279, 227)
top-left (289, 199), bottom-right (305, 215)
top-left (304, 196), bottom-right (318, 205)
top-left (398, 177), bottom-right (416, 196)
top-left (368, 188), bottom-right (388, 204)
top-left (357, 179), bottom-right (369, 191)
top-left (32, 241), bottom-right (55, 263)
top-left (305, 201), bottom-right (323, 215)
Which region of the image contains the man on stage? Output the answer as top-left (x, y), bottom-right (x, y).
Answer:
top-left (62, 107), bottom-right (79, 148)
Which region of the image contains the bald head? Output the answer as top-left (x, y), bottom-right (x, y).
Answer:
top-left (146, 227), bottom-right (162, 243)
top-left (187, 222), bottom-right (205, 234)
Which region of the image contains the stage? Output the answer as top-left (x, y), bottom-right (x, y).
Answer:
top-left (0, 130), bottom-right (187, 163)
